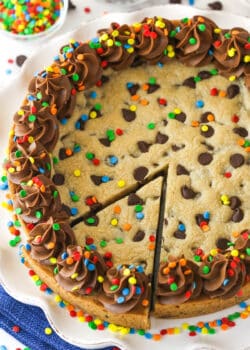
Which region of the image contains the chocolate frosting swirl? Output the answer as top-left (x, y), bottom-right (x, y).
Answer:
top-left (156, 258), bottom-right (202, 304)
top-left (29, 217), bottom-right (76, 265)
top-left (213, 28), bottom-right (250, 87)
top-left (99, 265), bottom-right (149, 313)
top-left (28, 71), bottom-right (76, 121)
top-left (199, 253), bottom-right (246, 298)
top-left (55, 245), bottom-right (107, 294)
top-left (56, 43), bottom-right (102, 89)
top-left (13, 104), bottom-right (59, 152)
top-left (6, 142), bottom-right (51, 185)
top-left (135, 17), bottom-right (173, 64)
top-left (175, 16), bottom-right (217, 66)
top-left (13, 175), bottom-right (67, 224)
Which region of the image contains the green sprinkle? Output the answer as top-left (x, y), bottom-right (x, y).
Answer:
top-left (15, 208), bottom-right (22, 215)
top-left (94, 103), bottom-right (102, 111)
top-left (181, 17), bottom-right (189, 23)
top-left (62, 46), bottom-right (70, 53)
top-left (224, 32), bottom-right (231, 39)
top-left (202, 265), bottom-right (210, 274)
top-left (35, 279), bottom-right (42, 286)
top-left (137, 329), bottom-right (145, 336)
top-left (20, 189), bottom-right (27, 198)
top-left (53, 157), bottom-right (59, 164)
top-left (170, 30), bottom-right (177, 38)
top-left (28, 114), bottom-right (36, 122)
top-left (42, 102), bottom-right (49, 107)
top-left (71, 194), bottom-right (80, 202)
top-left (54, 267), bottom-right (59, 275)
top-left (244, 140), bottom-right (250, 147)
top-left (189, 37), bottom-right (197, 45)
top-left (35, 211), bottom-right (42, 219)
top-left (15, 236), bottom-right (21, 244)
top-left (85, 152), bottom-right (94, 160)
top-left (72, 73), bottom-right (79, 82)
top-left (149, 77), bottom-right (156, 85)
top-left (60, 68), bottom-right (67, 75)
top-left (208, 328), bottom-right (216, 334)
top-left (210, 68), bottom-right (218, 75)
top-left (86, 217), bottom-right (95, 225)
top-left (14, 220), bottom-right (21, 227)
top-left (134, 204), bottom-right (143, 213)
top-left (110, 284), bottom-right (119, 291)
top-left (100, 240), bottom-right (107, 247)
top-left (188, 325), bottom-right (197, 331)
top-left (37, 92), bottom-right (42, 100)
top-left (168, 112), bottom-right (175, 119)
top-left (1, 175), bottom-right (7, 182)
top-left (193, 255), bottom-right (201, 262)
top-left (233, 311), bottom-right (241, 318)
top-left (53, 190), bottom-right (58, 198)
top-left (147, 122), bottom-right (155, 130)
top-left (15, 150), bottom-right (22, 158)
top-left (116, 238), bottom-right (124, 244)
top-left (170, 282), bottom-right (178, 291)
top-left (115, 41), bottom-right (122, 46)
top-left (52, 223), bottom-right (60, 231)
top-left (194, 76), bottom-right (201, 83)
top-left (246, 248), bottom-right (250, 256)
top-left (198, 24), bottom-right (206, 32)
top-left (88, 321), bottom-right (97, 330)
top-left (106, 129), bottom-right (115, 141)
top-left (9, 239), bottom-right (17, 247)
top-left (46, 163), bottom-right (51, 171)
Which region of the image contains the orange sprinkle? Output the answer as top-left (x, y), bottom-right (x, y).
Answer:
top-left (66, 257), bottom-right (74, 265)
top-left (218, 90), bottom-right (227, 97)
top-left (140, 99), bottom-right (149, 106)
top-left (91, 196), bottom-right (97, 204)
top-left (240, 311), bottom-right (249, 319)
top-left (77, 310), bottom-right (84, 317)
top-left (84, 251), bottom-right (91, 259)
top-left (207, 113), bottom-right (215, 121)
top-left (40, 185), bottom-right (46, 193)
top-left (202, 224), bottom-right (210, 232)
top-left (67, 304), bottom-right (75, 311)
top-left (168, 261), bottom-right (177, 269)
top-left (184, 269), bottom-right (192, 275)
top-left (52, 66), bottom-right (60, 74)
top-left (148, 242), bottom-right (155, 250)
top-left (221, 324), bottom-right (229, 331)
top-left (131, 94), bottom-right (140, 101)
top-left (66, 52), bottom-right (73, 59)
top-left (245, 147), bottom-right (250, 152)
top-left (167, 328), bottom-right (175, 335)
top-left (238, 138), bottom-right (245, 146)
top-left (142, 299), bottom-right (149, 307)
top-left (142, 83), bottom-right (149, 91)
top-left (113, 205), bottom-right (121, 214)
top-left (50, 105), bottom-right (57, 115)
top-left (191, 120), bottom-right (199, 127)
top-left (77, 54), bottom-right (84, 61)
top-left (153, 334), bottom-right (161, 341)
top-left (209, 321), bottom-right (216, 328)
top-left (197, 321), bottom-right (204, 328)
top-left (123, 223), bottom-right (132, 231)
top-left (179, 258), bottom-right (186, 266)
top-left (163, 267), bottom-right (170, 275)
top-left (198, 16), bottom-right (205, 22)
top-left (40, 152), bottom-right (46, 159)
top-left (47, 242), bottom-right (55, 249)
top-left (164, 29), bottom-right (168, 36)
top-left (65, 148), bottom-right (73, 156)
top-left (232, 231), bottom-right (240, 238)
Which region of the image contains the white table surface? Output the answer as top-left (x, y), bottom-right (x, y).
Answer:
top-left (0, 0), bottom-right (249, 348)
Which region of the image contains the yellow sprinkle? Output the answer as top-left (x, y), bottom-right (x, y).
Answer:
top-left (107, 39), bottom-right (113, 47)
top-left (182, 322), bottom-right (189, 330)
top-left (9, 129), bottom-right (14, 136)
top-left (229, 75), bottom-right (236, 81)
top-left (231, 249), bottom-right (239, 257)
top-left (168, 51), bottom-right (175, 58)
top-left (210, 249), bottom-right (218, 256)
top-left (117, 180), bottom-right (126, 188)
top-left (130, 105), bottom-right (137, 112)
top-left (97, 275), bottom-right (104, 283)
top-left (167, 45), bottom-right (173, 52)
top-left (78, 316), bottom-right (85, 322)
top-left (174, 327), bottom-right (181, 334)
top-left (227, 48), bottom-right (236, 57)
top-left (174, 108), bottom-right (181, 114)
top-left (244, 55), bottom-right (250, 63)
top-left (123, 268), bottom-right (130, 277)
top-left (49, 257), bottom-right (57, 265)
top-left (127, 38), bottom-right (135, 45)
top-left (54, 295), bottom-right (62, 303)
top-left (100, 33), bottom-right (108, 41)
top-left (127, 47), bottom-right (134, 54)
top-left (44, 327), bottom-right (52, 335)
top-left (110, 218), bottom-right (118, 226)
top-left (28, 136), bottom-right (34, 143)
top-left (73, 169), bottom-right (81, 177)
top-left (128, 276), bottom-right (137, 285)
top-left (201, 327), bottom-right (208, 334)
top-left (71, 272), bottom-right (78, 279)
top-left (27, 180), bottom-right (33, 186)
top-left (120, 327), bottom-right (130, 335)
top-left (111, 30), bottom-right (119, 37)
top-left (94, 319), bottom-right (102, 326)
top-left (89, 111), bottom-right (97, 119)
top-left (201, 125), bottom-right (208, 132)
top-left (8, 167), bottom-right (15, 173)
top-left (155, 20), bottom-right (165, 28)
top-left (29, 157), bottom-right (35, 164)
top-left (214, 28), bottom-right (221, 34)
top-left (69, 39), bottom-right (75, 44)
top-left (108, 323), bottom-right (118, 332)
top-left (32, 275), bottom-right (39, 282)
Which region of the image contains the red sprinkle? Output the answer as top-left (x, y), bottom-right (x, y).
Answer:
top-left (29, 269), bottom-right (35, 276)
top-left (158, 98), bottom-right (167, 106)
top-left (84, 7), bottom-right (91, 13)
top-left (210, 87), bottom-right (219, 96)
top-left (224, 172), bottom-right (232, 178)
top-left (12, 325), bottom-right (20, 333)
top-left (213, 40), bottom-right (222, 48)
top-left (189, 331), bottom-right (197, 336)
top-left (92, 158), bottom-right (100, 166)
top-left (85, 315), bottom-right (93, 322)
top-left (101, 61), bottom-right (108, 68)
top-left (116, 128), bottom-right (123, 136)
top-left (69, 310), bottom-right (77, 317)
top-left (86, 237), bottom-right (94, 245)
top-left (231, 114), bottom-right (239, 123)
top-left (149, 235), bottom-right (155, 242)
top-left (160, 329), bottom-right (167, 335)
top-left (8, 58), bottom-right (14, 64)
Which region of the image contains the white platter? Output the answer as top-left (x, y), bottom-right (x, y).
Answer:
top-left (0, 5), bottom-right (250, 350)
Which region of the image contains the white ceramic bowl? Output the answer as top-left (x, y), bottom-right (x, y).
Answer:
top-left (0, 0), bottom-right (68, 41)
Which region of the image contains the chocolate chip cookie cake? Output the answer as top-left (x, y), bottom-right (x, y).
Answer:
top-left (4, 15), bottom-right (250, 329)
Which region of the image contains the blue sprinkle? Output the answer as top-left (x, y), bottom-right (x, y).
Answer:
top-left (130, 328), bottom-right (136, 334)
top-left (223, 278), bottom-right (230, 286)
top-left (74, 42), bottom-right (80, 48)
top-left (178, 223), bottom-right (185, 231)
top-left (41, 71), bottom-right (47, 78)
top-left (129, 264), bottom-right (135, 269)
top-left (203, 211), bottom-right (210, 219)
top-left (196, 100), bottom-right (204, 108)
top-left (117, 264), bottom-right (122, 270)
top-left (145, 332), bottom-right (153, 339)
top-left (126, 82), bottom-right (133, 88)
top-left (157, 62), bottom-right (163, 68)
top-left (89, 244), bottom-right (96, 251)
top-left (101, 175), bottom-right (110, 183)
top-left (7, 199), bottom-right (13, 205)
top-left (38, 167), bottom-right (45, 174)
top-left (81, 114), bottom-right (88, 121)
top-left (54, 55), bottom-right (60, 61)
top-left (239, 301), bottom-right (247, 309)
top-left (87, 263), bottom-right (96, 271)
top-left (216, 319), bottom-right (222, 326)
top-left (36, 5), bottom-right (43, 12)
top-left (84, 258), bottom-right (89, 266)
top-left (176, 26), bottom-right (181, 32)
top-left (208, 48), bottom-right (214, 56)
top-left (103, 321), bottom-right (109, 327)
top-left (61, 252), bottom-right (68, 259)
top-left (124, 44), bottom-right (131, 49)
top-left (90, 91), bottom-right (97, 99)
top-left (196, 327), bottom-right (202, 333)
top-left (136, 265), bottom-right (144, 273)
top-left (109, 155), bottom-right (118, 166)
top-left (135, 286), bottom-right (141, 295)
top-left (122, 288), bottom-right (130, 296)
top-left (0, 183), bottom-right (8, 190)
top-left (25, 243), bottom-right (31, 251)
top-left (75, 121), bottom-right (80, 129)
top-left (117, 296), bottom-right (125, 304)
top-left (27, 94), bottom-right (36, 101)
top-left (58, 301), bottom-right (66, 307)
top-left (60, 118), bottom-right (68, 125)
top-left (91, 37), bottom-right (99, 43)
top-left (5, 68), bottom-right (12, 75)
top-left (20, 257), bottom-right (25, 264)
top-left (71, 207), bottom-right (78, 216)
top-left (45, 288), bottom-right (53, 295)
top-left (70, 191), bottom-right (75, 196)
top-left (73, 144), bottom-right (81, 153)
top-left (0, 345), bottom-right (8, 350)
top-left (136, 212), bottom-right (144, 220)
top-left (7, 221), bottom-right (13, 227)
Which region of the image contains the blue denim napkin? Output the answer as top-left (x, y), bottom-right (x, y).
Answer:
top-left (0, 285), bottom-right (118, 350)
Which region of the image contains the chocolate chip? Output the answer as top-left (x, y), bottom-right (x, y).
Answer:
top-left (230, 196), bottom-right (242, 210)
top-left (59, 148), bottom-right (69, 160)
top-left (156, 132), bottom-right (168, 144)
top-left (198, 152), bottom-right (213, 165)
top-left (216, 238), bottom-right (231, 250)
top-left (52, 173), bottom-right (65, 185)
top-left (176, 164), bottom-right (189, 176)
top-left (230, 153), bottom-right (245, 168)
top-left (172, 144), bottom-right (185, 152)
top-left (169, 0), bottom-right (181, 3)
top-left (195, 214), bottom-right (204, 225)
top-left (101, 75), bottom-right (110, 84)
top-left (200, 125), bottom-right (214, 138)
top-left (68, 0), bottom-right (76, 9)
top-left (99, 138), bottom-right (111, 147)
top-left (90, 175), bottom-right (102, 186)
top-left (182, 77), bottom-right (196, 89)
top-left (227, 84), bottom-right (240, 99)
top-left (122, 108), bottom-right (136, 122)
top-left (133, 166), bottom-right (148, 182)
top-left (147, 84), bottom-right (160, 94)
top-left (137, 141), bottom-right (151, 153)
top-left (127, 83), bottom-right (140, 96)
top-left (233, 127), bottom-right (248, 137)
top-left (175, 112), bottom-right (186, 123)
top-left (128, 193), bottom-right (143, 206)
top-left (198, 71), bottom-right (211, 80)
top-left (16, 55), bottom-right (27, 67)
top-left (208, 1), bottom-right (223, 10)
top-left (231, 208), bottom-right (244, 222)
top-left (181, 185), bottom-right (197, 199)
top-left (84, 215), bottom-right (99, 226)
top-left (61, 204), bottom-right (72, 216)
top-left (201, 141), bottom-right (214, 151)
top-left (133, 230), bottom-right (145, 242)
top-left (173, 230), bottom-right (186, 239)
top-left (164, 218), bottom-right (168, 225)
top-left (200, 111), bottom-right (213, 123)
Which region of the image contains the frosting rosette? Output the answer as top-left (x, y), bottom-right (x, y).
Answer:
top-left (29, 217), bottom-right (76, 265)
top-left (97, 23), bottom-right (136, 70)
top-left (6, 142), bottom-right (51, 185)
top-left (213, 28), bottom-right (250, 86)
top-left (99, 265), bottom-right (149, 313)
top-left (175, 16), bottom-right (217, 66)
top-left (13, 175), bottom-right (67, 224)
top-left (55, 42), bottom-right (102, 90)
top-left (156, 258), bottom-right (202, 304)
top-left (134, 16), bottom-right (174, 64)
top-left (55, 245), bottom-right (107, 294)
top-left (199, 252), bottom-right (246, 298)
top-left (13, 104), bottom-right (59, 152)
top-left (28, 70), bottom-right (76, 121)
top-left (235, 230), bottom-right (250, 273)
